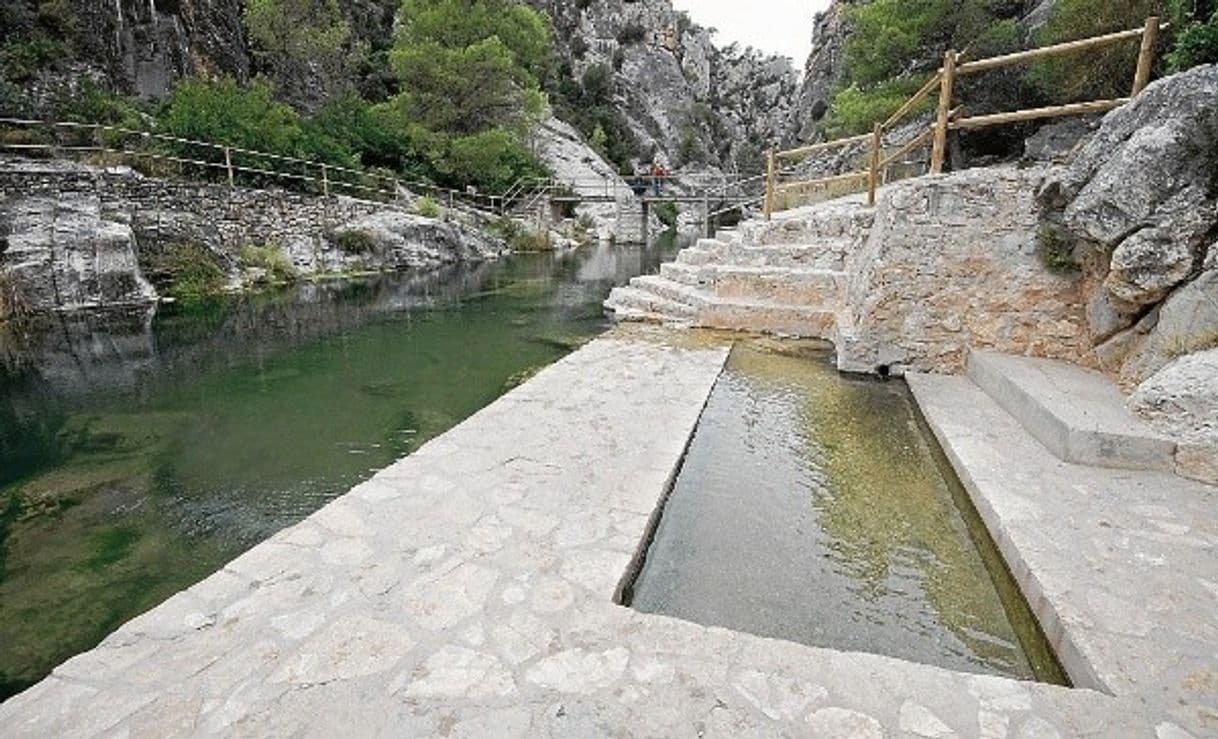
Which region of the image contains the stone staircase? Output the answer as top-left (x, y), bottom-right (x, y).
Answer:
top-left (604, 200), bottom-right (872, 338)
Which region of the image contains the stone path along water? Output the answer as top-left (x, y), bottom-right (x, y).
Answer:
top-left (0, 327), bottom-right (1167, 736)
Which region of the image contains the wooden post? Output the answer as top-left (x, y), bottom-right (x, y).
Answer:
top-left (1132, 16), bottom-right (1160, 95)
top-left (764, 149), bottom-right (777, 221)
top-left (868, 122), bottom-right (882, 206)
top-left (224, 147), bottom-right (234, 189)
top-left (931, 50), bottom-right (957, 174)
top-left (321, 164), bottom-right (330, 197)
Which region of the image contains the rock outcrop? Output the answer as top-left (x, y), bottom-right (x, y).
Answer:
top-left (0, 192), bottom-right (156, 313)
top-left (1130, 348), bottom-right (1218, 485)
top-left (794, 2), bottom-right (853, 137)
top-left (0, 158), bottom-right (505, 312)
top-left (525, 0), bottom-right (801, 172)
top-left (1038, 64), bottom-right (1218, 385)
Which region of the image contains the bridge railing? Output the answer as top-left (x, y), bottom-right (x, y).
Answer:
top-left (0, 117), bottom-right (506, 213)
top-left (764, 16), bottom-right (1166, 219)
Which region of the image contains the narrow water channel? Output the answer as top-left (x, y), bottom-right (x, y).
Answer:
top-left (0, 238), bottom-right (682, 699)
top-left (630, 342), bottom-right (1065, 683)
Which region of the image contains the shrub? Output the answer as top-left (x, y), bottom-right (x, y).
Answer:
top-left (617, 22), bottom-right (647, 46)
top-left (239, 244), bottom-right (297, 283)
top-left (442, 128), bottom-right (546, 192)
top-left (145, 244), bottom-right (228, 298)
top-left (157, 78), bottom-right (304, 165)
top-left (1030, 0), bottom-right (1160, 102)
top-left (824, 78), bottom-right (927, 137)
top-left (331, 229), bottom-right (380, 255)
top-left (1036, 226), bottom-right (1080, 275)
top-left (1167, 10), bottom-right (1218, 71)
top-left (411, 195), bottom-right (442, 218)
top-left (654, 202), bottom-right (679, 229)
top-left (0, 37), bottom-right (68, 82)
top-left (508, 228), bottom-right (552, 252)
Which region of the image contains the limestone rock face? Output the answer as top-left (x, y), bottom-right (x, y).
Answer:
top-left (327, 212), bottom-right (503, 273)
top-left (532, 117), bottom-right (646, 240)
top-left (0, 158), bottom-right (505, 313)
top-left (794, 3), bottom-right (852, 137)
top-left (0, 193), bottom-right (157, 312)
top-left (1038, 64), bottom-right (1218, 383)
top-left (1131, 349), bottom-right (1218, 485)
top-left (525, 0), bottom-right (801, 172)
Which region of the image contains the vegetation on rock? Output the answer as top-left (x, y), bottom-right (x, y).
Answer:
top-left (825, 0), bottom-right (1218, 137)
top-left (144, 244), bottom-right (228, 299)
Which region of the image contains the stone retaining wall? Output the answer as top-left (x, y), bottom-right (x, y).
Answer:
top-left (838, 166), bottom-right (1094, 374)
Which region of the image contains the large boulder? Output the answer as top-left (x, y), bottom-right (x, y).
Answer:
top-left (1038, 64), bottom-right (1218, 382)
top-left (1039, 64), bottom-right (1218, 248)
top-left (1130, 348), bottom-right (1218, 486)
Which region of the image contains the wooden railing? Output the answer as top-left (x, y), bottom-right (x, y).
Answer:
top-left (0, 117), bottom-right (508, 213)
top-left (764, 16), bottom-right (1166, 219)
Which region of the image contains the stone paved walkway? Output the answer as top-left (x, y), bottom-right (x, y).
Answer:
top-left (0, 328), bottom-right (1168, 737)
top-left (910, 372), bottom-right (1218, 737)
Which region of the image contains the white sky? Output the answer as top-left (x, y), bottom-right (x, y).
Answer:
top-left (672, 0), bottom-right (833, 67)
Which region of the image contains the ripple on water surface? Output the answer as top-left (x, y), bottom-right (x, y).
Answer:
top-left (631, 342), bottom-right (1064, 682)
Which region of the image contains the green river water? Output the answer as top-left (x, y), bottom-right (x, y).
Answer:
top-left (0, 240), bottom-right (681, 699)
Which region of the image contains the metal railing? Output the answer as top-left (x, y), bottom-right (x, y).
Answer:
top-left (764, 16), bottom-right (1167, 218)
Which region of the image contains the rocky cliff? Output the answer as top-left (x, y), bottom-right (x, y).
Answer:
top-left (5, 0), bottom-right (801, 176)
top-left (524, 0), bottom-right (801, 173)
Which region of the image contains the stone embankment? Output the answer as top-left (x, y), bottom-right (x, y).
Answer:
top-left (0, 158), bottom-right (505, 315)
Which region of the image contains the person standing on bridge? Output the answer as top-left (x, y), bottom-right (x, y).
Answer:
top-left (649, 161), bottom-right (668, 197)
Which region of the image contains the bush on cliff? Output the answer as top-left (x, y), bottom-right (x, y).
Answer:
top-left (1026, 1), bottom-right (1217, 101)
top-left (1168, 8), bottom-right (1218, 71)
top-left (825, 0), bottom-right (1026, 136)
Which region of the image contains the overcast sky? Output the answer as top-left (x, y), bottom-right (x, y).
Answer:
top-left (671, 0), bottom-right (833, 67)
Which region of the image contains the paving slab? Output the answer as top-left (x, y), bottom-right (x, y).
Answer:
top-left (967, 351), bottom-right (1177, 472)
top-left (910, 371), bottom-right (1218, 736)
top-left (0, 328), bottom-right (1167, 737)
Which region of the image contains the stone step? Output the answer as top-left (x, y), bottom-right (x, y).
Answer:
top-left (967, 351), bottom-right (1177, 473)
top-left (604, 285), bottom-right (697, 321)
top-left (660, 262), bottom-right (846, 306)
top-left (738, 203), bottom-right (875, 246)
top-left (698, 299), bottom-right (838, 338)
top-left (675, 241), bottom-right (849, 270)
top-left (606, 280), bottom-right (839, 338)
top-left (628, 275), bottom-right (708, 308)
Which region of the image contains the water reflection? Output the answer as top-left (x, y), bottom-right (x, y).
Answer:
top-left (0, 237), bottom-right (682, 699)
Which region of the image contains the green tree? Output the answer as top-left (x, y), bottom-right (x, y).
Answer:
top-left (385, 0), bottom-right (552, 188)
top-left (158, 78), bottom-right (304, 159)
top-left (395, 0), bottom-right (551, 79)
top-left (243, 0), bottom-right (360, 108)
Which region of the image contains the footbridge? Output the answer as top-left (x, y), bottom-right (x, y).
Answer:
top-left (499, 173), bottom-right (767, 240)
